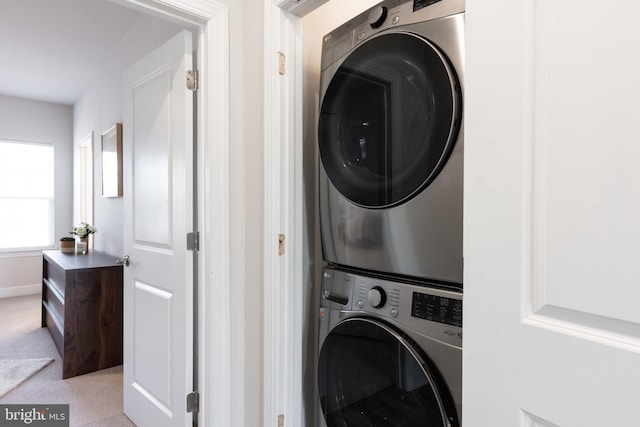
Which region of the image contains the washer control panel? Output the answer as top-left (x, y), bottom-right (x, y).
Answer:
top-left (319, 267), bottom-right (462, 347)
top-left (320, 0), bottom-right (464, 72)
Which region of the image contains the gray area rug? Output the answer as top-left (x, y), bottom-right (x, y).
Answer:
top-left (1, 295), bottom-right (134, 426)
top-left (0, 357), bottom-right (54, 398)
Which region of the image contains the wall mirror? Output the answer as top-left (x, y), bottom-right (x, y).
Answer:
top-left (101, 123), bottom-right (123, 197)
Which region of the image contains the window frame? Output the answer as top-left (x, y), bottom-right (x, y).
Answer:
top-left (0, 139), bottom-right (55, 252)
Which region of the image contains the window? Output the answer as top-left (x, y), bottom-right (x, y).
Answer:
top-left (0, 140), bottom-right (54, 251)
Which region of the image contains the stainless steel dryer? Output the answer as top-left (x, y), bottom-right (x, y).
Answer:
top-left (318, 267), bottom-right (462, 427)
top-left (318, 0), bottom-right (465, 286)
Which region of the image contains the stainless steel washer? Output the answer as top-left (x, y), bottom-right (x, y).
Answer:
top-left (318, 267), bottom-right (462, 427)
top-left (318, 0), bottom-right (465, 286)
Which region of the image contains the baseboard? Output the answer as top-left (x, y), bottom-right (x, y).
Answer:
top-left (0, 284), bottom-right (41, 299)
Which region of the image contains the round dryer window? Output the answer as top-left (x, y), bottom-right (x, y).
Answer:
top-left (317, 318), bottom-right (458, 427)
top-left (318, 32), bottom-right (462, 208)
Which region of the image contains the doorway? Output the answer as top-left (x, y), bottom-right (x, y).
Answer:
top-left (114, 1), bottom-right (231, 426)
top-left (0, 1), bottom-right (231, 426)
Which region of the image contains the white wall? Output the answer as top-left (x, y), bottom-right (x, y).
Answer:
top-left (73, 12), bottom-right (184, 257)
top-left (0, 94), bottom-right (73, 298)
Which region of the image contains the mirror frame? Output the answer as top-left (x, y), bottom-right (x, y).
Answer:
top-left (101, 123), bottom-right (123, 198)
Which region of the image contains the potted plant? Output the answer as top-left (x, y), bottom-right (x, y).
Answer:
top-left (60, 237), bottom-right (75, 253)
top-left (70, 222), bottom-right (97, 254)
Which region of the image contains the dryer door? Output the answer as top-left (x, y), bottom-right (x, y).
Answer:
top-left (318, 32), bottom-right (461, 208)
top-left (318, 317), bottom-right (457, 427)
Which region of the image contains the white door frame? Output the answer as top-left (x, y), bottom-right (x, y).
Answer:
top-left (263, 2), bottom-right (304, 426)
top-left (117, 1), bottom-right (231, 425)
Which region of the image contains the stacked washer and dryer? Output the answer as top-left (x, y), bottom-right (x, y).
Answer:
top-left (316, 0), bottom-right (464, 426)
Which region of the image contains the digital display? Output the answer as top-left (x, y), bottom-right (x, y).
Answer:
top-left (411, 292), bottom-right (462, 327)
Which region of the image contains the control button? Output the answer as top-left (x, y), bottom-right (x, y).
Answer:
top-left (392, 16), bottom-right (400, 25)
top-left (357, 32), bottom-right (365, 41)
top-left (357, 300), bottom-right (364, 309)
top-left (390, 308), bottom-right (398, 318)
top-left (367, 286), bottom-right (387, 309)
top-left (368, 6), bottom-right (388, 28)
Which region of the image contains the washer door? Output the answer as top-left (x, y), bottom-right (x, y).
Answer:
top-left (318, 318), bottom-right (457, 427)
top-left (318, 32), bottom-right (461, 208)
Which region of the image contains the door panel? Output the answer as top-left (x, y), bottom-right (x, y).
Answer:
top-left (526, 0), bottom-right (640, 329)
top-left (133, 281), bottom-right (173, 412)
top-left (123, 30), bottom-right (193, 427)
top-left (465, 0), bottom-right (640, 425)
top-left (133, 70), bottom-right (173, 248)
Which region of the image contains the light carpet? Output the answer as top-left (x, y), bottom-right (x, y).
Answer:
top-left (0, 357), bottom-right (54, 398)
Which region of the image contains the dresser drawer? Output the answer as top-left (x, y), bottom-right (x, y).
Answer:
top-left (43, 259), bottom-right (65, 298)
top-left (43, 279), bottom-right (65, 329)
top-left (43, 306), bottom-right (64, 357)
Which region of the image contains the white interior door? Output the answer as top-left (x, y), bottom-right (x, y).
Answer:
top-left (122, 30), bottom-right (194, 427)
top-left (465, 1), bottom-right (640, 426)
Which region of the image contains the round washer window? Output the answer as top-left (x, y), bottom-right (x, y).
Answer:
top-left (317, 318), bottom-right (456, 426)
top-left (318, 32), bottom-right (461, 208)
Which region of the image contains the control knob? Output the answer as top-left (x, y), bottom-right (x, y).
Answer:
top-left (368, 6), bottom-right (388, 29)
top-left (367, 286), bottom-right (387, 309)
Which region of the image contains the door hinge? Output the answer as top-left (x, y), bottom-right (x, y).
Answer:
top-left (187, 231), bottom-right (200, 251)
top-left (186, 391), bottom-right (199, 413)
top-left (187, 69), bottom-right (199, 91)
top-left (278, 52), bottom-right (285, 76)
top-left (278, 414), bottom-right (284, 427)
top-left (278, 234), bottom-right (285, 256)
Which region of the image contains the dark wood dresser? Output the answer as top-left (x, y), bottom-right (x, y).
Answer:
top-left (41, 249), bottom-right (123, 379)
